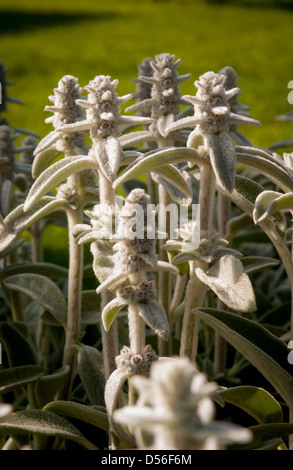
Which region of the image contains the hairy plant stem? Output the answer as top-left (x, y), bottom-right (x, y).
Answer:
top-left (214, 193), bottom-right (230, 375)
top-left (99, 171), bottom-right (119, 380)
top-left (157, 137), bottom-right (173, 356)
top-left (59, 173), bottom-right (84, 400)
top-left (30, 221), bottom-right (43, 263)
top-left (180, 163), bottom-right (216, 361)
top-left (8, 252), bottom-right (23, 322)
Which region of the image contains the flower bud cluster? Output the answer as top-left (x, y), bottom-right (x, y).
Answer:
top-left (113, 189), bottom-right (156, 273)
top-left (0, 125), bottom-right (15, 179)
top-left (150, 53), bottom-right (182, 119)
top-left (115, 344), bottom-right (158, 376)
top-left (194, 72), bottom-right (230, 135)
top-left (46, 75), bottom-right (86, 153)
top-left (57, 182), bottom-right (79, 209)
top-left (117, 280), bottom-right (157, 304)
top-left (84, 75), bottom-right (121, 139)
top-left (135, 57), bottom-right (153, 111)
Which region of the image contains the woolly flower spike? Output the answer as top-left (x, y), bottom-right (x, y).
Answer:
top-left (32, 75), bottom-right (87, 178)
top-left (93, 189), bottom-right (175, 339)
top-left (219, 66), bottom-right (253, 146)
top-left (127, 53), bottom-right (191, 139)
top-left (165, 71), bottom-right (261, 192)
top-left (113, 189), bottom-right (156, 273)
top-left (0, 60), bottom-right (23, 113)
top-left (114, 357), bottom-right (252, 450)
top-left (132, 57), bottom-right (154, 114)
top-left (115, 344), bottom-right (158, 376)
top-left (49, 75), bottom-right (153, 182)
top-left (0, 125), bottom-right (33, 216)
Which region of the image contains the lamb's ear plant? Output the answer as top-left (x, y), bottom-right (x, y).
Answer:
top-left (1, 56), bottom-right (293, 451)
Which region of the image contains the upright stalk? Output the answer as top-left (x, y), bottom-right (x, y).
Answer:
top-left (180, 163), bottom-right (216, 361)
top-left (158, 181), bottom-right (172, 356)
top-left (99, 171), bottom-right (119, 379)
top-left (214, 192), bottom-right (230, 375)
top-left (59, 173), bottom-right (84, 400)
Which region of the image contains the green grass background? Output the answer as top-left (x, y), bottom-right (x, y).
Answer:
top-left (1, 0), bottom-right (293, 262)
top-left (1, 0), bottom-right (293, 148)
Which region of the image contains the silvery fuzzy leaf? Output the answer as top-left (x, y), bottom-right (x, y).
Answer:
top-left (196, 307), bottom-right (293, 412)
top-left (195, 255), bottom-right (256, 312)
top-left (81, 290), bottom-right (100, 325)
top-left (0, 322), bottom-right (37, 367)
top-left (105, 368), bottom-right (135, 444)
top-left (14, 163), bottom-right (32, 174)
top-left (4, 273), bottom-right (68, 327)
top-left (156, 176), bottom-right (192, 206)
top-left (102, 297), bottom-right (127, 331)
top-left (269, 137), bottom-right (293, 150)
top-left (77, 345), bottom-right (105, 406)
top-left (24, 155), bottom-right (97, 211)
top-left (253, 190), bottom-right (293, 224)
top-left (229, 113), bottom-right (261, 127)
top-left (240, 256), bottom-right (280, 275)
top-left (94, 136), bottom-right (121, 182)
top-left (149, 260), bottom-right (179, 275)
top-left (137, 299), bottom-right (169, 340)
top-left (230, 130), bottom-right (253, 147)
top-left (125, 99), bottom-right (153, 114)
top-left (34, 366), bottom-right (70, 408)
top-left (33, 129), bottom-right (60, 156)
top-left (157, 114), bottom-right (175, 138)
top-left (119, 115), bottom-right (153, 127)
top-left (164, 115), bottom-right (201, 134)
top-left (95, 271), bottom-right (130, 295)
top-left (0, 239), bottom-right (25, 259)
top-left (0, 212), bottom-right (4, 227)
top-left (0, 365), bottom-right (46, 396)
top-left (0, 262), bottom-right (68, 281)
top-left (0, 409), bottom-right (97, 450)
top-left (207, 132), bottom-right (236, 193)
top-left (154, 165), bottom-right (193, 205)
top-left (113, 147), bottom-right (200, 190)
top-left (236, 151), bottom-right (293, 193)
top-left (0, 197), bottom-right (67, 253)
top-left (14, 174), bottom-right (27, 193)
top-left (172, 251), bottom-right (199, 265)
top-left (32, 147), bottom-right (59, 178)
top-left (187, 128), bottom-right (204, 149)
top-left (119, 130), bottom-right (154, 147)
top-left (11, 127), bottom-right (40, 138)
top-left (90, 240), bottom-right (115, 283)
top-left (138, 252), bottom-right (158, 267)
top-left (44, 401), bottom-right (109, 433)
top-left (56, 120), bottom-right (91, 133)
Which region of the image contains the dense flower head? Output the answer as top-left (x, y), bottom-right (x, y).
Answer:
top-left (114, 357), bottom-right (252, 450)
top-left (194, 71), bottom-right (230, 134)
top-left (150, 53), bottom-right (182, 118)
top-left (0, 125), bottom-right (15, 177)
top-left (117, 280), bottom-right (157, 303)
top-left (45, 75), bottom-right (86, 153)
top-left (115, 344), bottom-right (158, 375)
top-left (135, 57), bottom-right (153, 108)
top-left (85, 75), bottom-right (121, 139)
top-left (19, 136), bottom-right (37, 165)
top-left (113, 189), bottom-right (156, 273)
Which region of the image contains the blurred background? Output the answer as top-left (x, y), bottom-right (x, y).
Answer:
top-left (1, 0), bottom-right (293, 261)
top-left (1, 0), bottom-right (293, 147)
